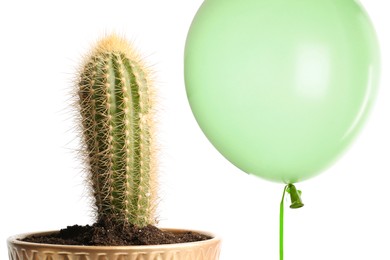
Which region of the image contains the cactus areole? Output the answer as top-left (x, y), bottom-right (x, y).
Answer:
top-left (78, 35), bottom-right (157, 228)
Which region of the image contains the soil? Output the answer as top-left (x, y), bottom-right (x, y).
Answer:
top-left (21, 219), bottom-right (211, 246)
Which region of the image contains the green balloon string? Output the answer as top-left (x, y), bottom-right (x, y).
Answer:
top-left (280, 184), bottom-right (304, 260)
top-left (280, 185), bottom-right (288, 260)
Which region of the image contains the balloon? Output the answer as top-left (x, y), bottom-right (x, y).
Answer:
top-left (184, 0), bottom-right (380, 183)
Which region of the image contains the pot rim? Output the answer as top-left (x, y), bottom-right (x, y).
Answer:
top-left (7, 228), bottom-right (220, 250)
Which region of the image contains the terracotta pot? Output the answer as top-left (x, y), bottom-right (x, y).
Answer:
top-left (7, 229), bottom-right (221, 260)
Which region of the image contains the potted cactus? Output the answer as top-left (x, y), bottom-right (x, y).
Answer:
top-left (7, 34), bottom-right (220, 260)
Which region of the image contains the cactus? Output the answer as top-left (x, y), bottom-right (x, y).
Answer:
top-left (77, 34), bottom-right (157, 227)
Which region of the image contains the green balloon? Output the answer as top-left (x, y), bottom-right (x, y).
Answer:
top-left (184, 0), bottom-right (380, 183)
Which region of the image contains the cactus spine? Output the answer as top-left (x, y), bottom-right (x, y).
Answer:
top-left (78, 35), bottom-right (156, 227)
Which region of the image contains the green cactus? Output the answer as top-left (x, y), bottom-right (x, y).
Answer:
top-left (77, 34), bottom-right (157, 227)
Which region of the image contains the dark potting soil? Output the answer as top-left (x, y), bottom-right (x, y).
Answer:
top-left (21, 219), bottom-right (211, 246)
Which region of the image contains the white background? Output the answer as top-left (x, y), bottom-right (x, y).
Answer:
top-left (0, 0), bottom-right (389, 259)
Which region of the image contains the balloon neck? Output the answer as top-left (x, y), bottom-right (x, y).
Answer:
top-left (287, 184), bottom-right (304, 209)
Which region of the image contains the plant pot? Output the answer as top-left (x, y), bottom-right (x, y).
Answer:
top-left (7, 229), bottom-right (221, 260)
